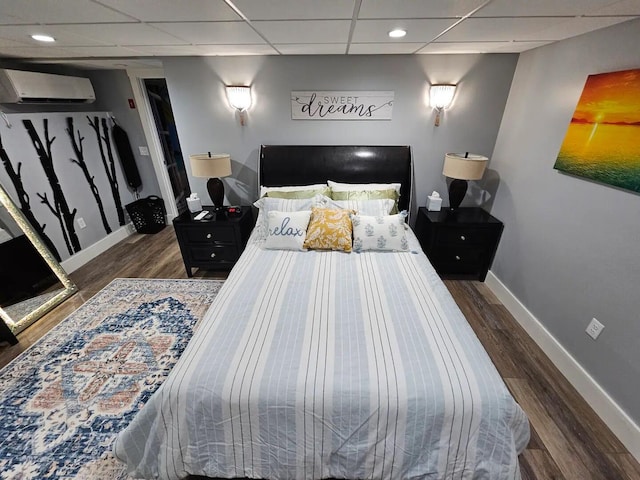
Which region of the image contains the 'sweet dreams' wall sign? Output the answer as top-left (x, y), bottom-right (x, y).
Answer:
top-left (291, 91), bottom-right (394, 120)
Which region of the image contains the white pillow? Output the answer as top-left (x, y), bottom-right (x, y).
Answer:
top-left (332, 198), bottom-right (395, 216)
top-left (259, 183), bottom-right (328, 198)
top-left (264, 210), bottom-right (312, 251)
top-left (253, 194), bottom-right (330, 241)
top-left (328, 180), bottom-right (401, 195)
top-left (351, 212), bottom-right (409, 252)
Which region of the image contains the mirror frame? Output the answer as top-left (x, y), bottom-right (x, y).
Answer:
top-left (0, 183), bottom-right (77, 336)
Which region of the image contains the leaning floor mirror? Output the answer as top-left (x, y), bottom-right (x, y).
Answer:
top-left (0, 183), bottom-right (77, 345)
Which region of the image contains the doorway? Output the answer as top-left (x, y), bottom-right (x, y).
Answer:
top-left (143, 78), bottom-right (190, 214)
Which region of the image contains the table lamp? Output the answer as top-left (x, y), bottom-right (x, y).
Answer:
top-left (442, 153), bottom-right (488, 210)
top-left (189, 153), bottom-right (232, 210)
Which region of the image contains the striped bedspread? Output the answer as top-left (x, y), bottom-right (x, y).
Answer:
top-left (114, 230), bottom-right (529, 479)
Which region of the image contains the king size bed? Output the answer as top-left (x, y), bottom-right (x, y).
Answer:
top-left (114, 145), bottom-right (529, 480)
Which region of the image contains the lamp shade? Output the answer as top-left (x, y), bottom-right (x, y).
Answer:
top-left (429, 84), bottom-right (456, 109)
top-left (226, 86), bottom-right (252, 112)
top-left (189, 153), bottom-right (232, 179)
top-left (442, 153), bottom-right (488, 180)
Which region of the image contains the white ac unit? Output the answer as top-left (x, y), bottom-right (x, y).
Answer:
top-left (0, 69), bottom-right (95, 104)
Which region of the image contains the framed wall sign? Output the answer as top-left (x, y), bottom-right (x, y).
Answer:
top-left (291, 91), bottom-right (394, 120)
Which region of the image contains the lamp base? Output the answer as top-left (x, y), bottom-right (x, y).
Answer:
top-left (206, 177), bottom-right (225, 210)
top-left (448, 179), bottom-right (468, 210)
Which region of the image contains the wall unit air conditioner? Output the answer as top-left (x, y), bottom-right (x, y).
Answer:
top-left (0, 69), bottom-right (95, 104)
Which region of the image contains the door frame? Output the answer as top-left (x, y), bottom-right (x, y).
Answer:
top-left (126, 68), bottom-right (179, 220)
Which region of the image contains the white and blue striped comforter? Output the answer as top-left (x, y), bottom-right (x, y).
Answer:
top-left (114, 230), bottom-right (529, 480)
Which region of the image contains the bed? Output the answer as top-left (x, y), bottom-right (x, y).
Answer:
top-left (114, 145), bottom-right (529, 480)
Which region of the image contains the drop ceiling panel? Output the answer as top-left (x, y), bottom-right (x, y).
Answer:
top-left (475, 0), bottom-right (626, 17)
top-left (350, 43), bottom-right (427, 54)
top-left (232, 0), bottom-right (354, 20)
top-left (514, 16), bottom-right (633, 41)
top-left (151, 21), bottom-right (265, 45)
top-left (133, 44), bottom-right (278, 55)
top-left (275, 44), bottom-right (347, 54)
top-left (0, 0), bottom-right (136, 24)
top-left (590, 0), bottom-right (640, 15)
top-left (352, 18), bottom-right (456, 43)
top-left (57, 45), bottom-right (147, 57)
top-left (418, 42), bottom-right (511, 54)
top-left (0, 25), bottom-right (112, 46)
top-left (438, 17), bottom-right (570, 42)
top-left (358, 0), bottom-right (489, 19)
top-left (95, 0), bottom-right (240, 22)
top-left (0, 46), bottom-right (75, 58)
top-left (54, 23), bottom-right (189, 46)
top-left (253, 20), bottom-right (351, 43)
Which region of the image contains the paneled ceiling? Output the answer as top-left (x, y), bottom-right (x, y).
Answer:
top-left (0, 0), bottom-right (638, 69)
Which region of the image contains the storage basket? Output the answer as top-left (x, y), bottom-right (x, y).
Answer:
top-left (125, 196), bottom-right (166, 234)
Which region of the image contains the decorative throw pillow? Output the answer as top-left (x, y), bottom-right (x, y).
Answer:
top-left (253, 195), bottom-right (327, 242)
top-left (259, 183), bottom-right (328, 197)
top-left (265, 186), bottom-right (330, 199)
top-left (351, 212), bottom-right (409, 252)
top-left (303, 207), bottom-right (354, 252)
top-left (263, 210), bottom-right (312, 251)
top-left (332, 198), bottom-right (395, 216)
top-left (330, 189), bottom-right (399, 213)
top-left (327, 180), bottom-right (401, 195)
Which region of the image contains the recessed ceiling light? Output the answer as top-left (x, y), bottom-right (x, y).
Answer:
top-left (31, 34), bottom-right (55, 43)
top-left (388, 29), bottom-right (407, 38)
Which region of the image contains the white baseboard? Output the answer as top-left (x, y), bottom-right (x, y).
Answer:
top-left (485, 271), bottom-right (640, 461)
top-left (61, 224), bottom-right (134, 274)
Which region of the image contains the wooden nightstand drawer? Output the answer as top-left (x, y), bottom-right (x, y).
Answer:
top-left (430, 246), bottom-right (484, 274)
top-left (435, 227), bottom-right (493, 246)
top-left (189, 244), bottom-right (239, 263)
top-left (184, 226), bottom-right (236, 244)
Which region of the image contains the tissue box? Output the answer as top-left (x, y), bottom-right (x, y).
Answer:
top-left (187, 195), bottom-right (202, 213)
top-left (427, 195), bottom-right (442, 211)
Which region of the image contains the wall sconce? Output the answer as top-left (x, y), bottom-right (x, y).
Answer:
top-left (226, 85), bottom-right (252, 126)
top-left (429, 84), bottom-right (456, 126)
top-left (189, 152), bottom-right (232, 210)
top-left (442, 152), bottom-right (488, 209)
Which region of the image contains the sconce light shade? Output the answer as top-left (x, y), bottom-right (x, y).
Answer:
top-left (226, 86), bottom-right (252, 125)
top-left (429, 84), bottom-right (456, 126)
top-left (189, 153), bottom-right (232, 209)
top-left (442, 153), bottom-right (488, 209)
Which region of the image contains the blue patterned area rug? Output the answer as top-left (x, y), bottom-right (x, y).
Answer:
top-left (0, 278), bottom-right (224, 479)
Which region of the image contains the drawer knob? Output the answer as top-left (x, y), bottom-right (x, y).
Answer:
top-left (455, 255), bottom-right (461, 261)
top-left (210, 253), bottom-right (216, 258)
top-left (206, 233), bottom-right (212, 239)
top-left (460, 235), bottom-right (466, 241)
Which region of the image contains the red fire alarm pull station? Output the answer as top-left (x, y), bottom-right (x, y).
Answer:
top-left (128, 98), bottom-right (136, 109)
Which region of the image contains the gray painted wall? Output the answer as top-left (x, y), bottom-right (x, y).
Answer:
top-left (489, 18), bottom-right (640, 423)
top-left (162, 54), bottom-right (518, 218)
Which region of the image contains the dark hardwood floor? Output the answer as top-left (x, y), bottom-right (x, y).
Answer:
top-left (1, 226), bottom-right (638, 480)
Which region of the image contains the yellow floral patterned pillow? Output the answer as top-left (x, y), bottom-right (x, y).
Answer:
top-left (303, 207), bottom-right (354, 252)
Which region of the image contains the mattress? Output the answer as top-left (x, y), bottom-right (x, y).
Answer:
top-left (114, 229), bottom-right (530, 479)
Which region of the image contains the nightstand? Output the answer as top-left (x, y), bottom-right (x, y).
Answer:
top-left (414, 207), bottom-right (503, 281)
top-left (172, 207), bottom-right (254, 277)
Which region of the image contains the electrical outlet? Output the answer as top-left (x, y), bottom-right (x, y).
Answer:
top-left (586, 318), bottom-right (604, 340)
top-left (77, 217), bottom-right (86, 229)
top-left (139, 146), bottom-right (149, 156)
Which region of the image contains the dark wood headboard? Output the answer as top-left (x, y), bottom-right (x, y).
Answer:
top-left (259, 145), bottom-right (412, 212)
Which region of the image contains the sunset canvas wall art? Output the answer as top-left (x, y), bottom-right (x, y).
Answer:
top-left (554, 68), bottom-right (640, 194)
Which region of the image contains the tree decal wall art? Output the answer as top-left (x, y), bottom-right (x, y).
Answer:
top-left (23, 119), bottom-right (81, 255)
top-left (88, 116), bottom-right (125, 226)
top-left (0, 132), bottom-right (61, 261)
top-left (0, 112), bottom-right (136, 262)
top-left (66, 117), bottom-right (112, 235)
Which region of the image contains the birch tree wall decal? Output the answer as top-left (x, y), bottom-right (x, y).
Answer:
top-left (0, 132), bottom-right (61, 261)
top-left (65, 117), bottom-right (112, 234)
top-left (88, 116), bottom-right (125, 226)
top-left (22, 119), bottom-right (81, 255)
